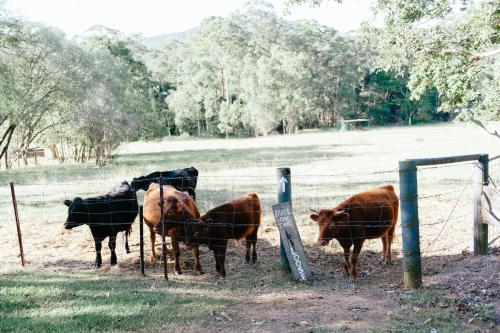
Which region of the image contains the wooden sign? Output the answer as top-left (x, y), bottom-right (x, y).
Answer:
top-left (272, 202), bottom-right (313, 282)
top-left (482, 185), bottom-right (500, 225)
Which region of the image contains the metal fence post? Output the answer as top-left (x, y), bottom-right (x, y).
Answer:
top-left (399, 161), bottom-right (422, 288)
top-left (10, 182), bottom-right (25, 267)
top-left (139, 205), bottom-right (145, 276)
top-left (277, 167), bottom-right (291, 272)
top-left (159, 177), bottom-right (168, 280)
top-left (474, 154), bottom-right (489, 255)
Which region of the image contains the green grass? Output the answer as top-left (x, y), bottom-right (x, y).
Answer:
top-left (374, 290), bottom-right (495, 333)
top-left (0, 271), bottom-right (230, 332)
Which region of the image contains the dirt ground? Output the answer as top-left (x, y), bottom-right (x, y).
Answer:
top-left (2, 219), bottom-right (498, 332)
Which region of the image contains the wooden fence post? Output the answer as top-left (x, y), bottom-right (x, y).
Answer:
top-left (474, 154), bottom-right (489, 255)
top-left (10, 182), bottom-right (25, 266)
top-left (277, 167), bottom-right (292, 272)
top-left (399, 161), bottom-right (422, 288)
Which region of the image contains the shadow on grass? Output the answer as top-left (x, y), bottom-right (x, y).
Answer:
top-left (0, 271), bottom-right (228, 333)
top-left (3, 242), bottom-right (496, 332)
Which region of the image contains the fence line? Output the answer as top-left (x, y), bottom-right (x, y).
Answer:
top-left (3, 160), bottom-right (498, 285)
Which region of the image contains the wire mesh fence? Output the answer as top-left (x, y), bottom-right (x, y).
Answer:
top-left (1, 159), bottom-right (497, 281)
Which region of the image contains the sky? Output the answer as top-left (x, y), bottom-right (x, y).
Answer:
top-left (4, 0), bottom-right (375, 37)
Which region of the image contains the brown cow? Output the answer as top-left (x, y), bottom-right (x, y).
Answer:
top-left (186, 193), bottom-right (261, 277)
top-left (310, 185), bottom-right (399, 281)
top-left (143, 184), bottom-right (203, 275)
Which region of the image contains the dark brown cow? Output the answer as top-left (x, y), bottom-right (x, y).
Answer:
top-left (310, 185), bottom-right (399, 281)
top-left (143, 184), bottom-right (203, 275)
top-left (186, 193), bottom-right (261, 277)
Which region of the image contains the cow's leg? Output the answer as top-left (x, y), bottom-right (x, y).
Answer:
top-left (171, 237), bottom-right (182, 275)
top-left (192, 245), bottom-right (204, 275)
top-left (385, 225), bottom-right (396, 264)
top-left (217, 245), bottom-right (228, 278)
top-left (342, 245), bottom-right (351, 276)
top-left (109, 234), bottom-right (117, 266)
top-left (252, 240), bottom-right (258, 263)
top-left (123, 231), bottom-right (130, 254)
top-left (246, 228), bottom-right (258, 263)
top-left (245, 239), bottom-right (251, 263)
top-left (147, 225), bottom-right (159, 261)
top-left (94, 240), bottom-right (102, 268)
top-left (213, 247), bottom-right (221, 273)
top-left (350, 240), bottom-right (365, 281)
top-left (381, 234), bottom-right (389, 263)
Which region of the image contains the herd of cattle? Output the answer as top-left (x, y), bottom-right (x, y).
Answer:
top-left (63, 167), bottom-right (399, 280)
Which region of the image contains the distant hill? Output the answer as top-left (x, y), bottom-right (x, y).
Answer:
top-left (143, 27), bottom-right (197, 48)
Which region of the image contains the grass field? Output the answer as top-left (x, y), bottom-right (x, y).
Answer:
top-left (1, 123), bottom-right (499, 332)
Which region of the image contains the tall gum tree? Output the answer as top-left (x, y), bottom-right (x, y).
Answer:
top-left (287, 0), bottom-right (500, 122)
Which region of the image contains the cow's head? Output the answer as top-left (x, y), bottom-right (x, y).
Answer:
top-left (64, 197), bottom-right (86, 229)
top-left (310, 208), bottom-right (349, 246)
top-left (186, 216), bottom-right (210, 246)
top-left (153, 195), bottom-right (193, 236)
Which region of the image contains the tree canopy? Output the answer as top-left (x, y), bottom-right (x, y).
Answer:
top-left (2, 0), bottom-right (489, 168)
top-left (288, 0), bottom-right (500, 121)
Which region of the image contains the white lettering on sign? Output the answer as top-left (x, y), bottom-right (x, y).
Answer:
top-left (277, 216), bottom-right (293, 228)
top-left (273, 206), bottom-right (294, 227)
top-left (273, 206), bottom-right (292, 218)
top-left (290, 247), bottom-right (307, 280)
top-left (279, 176), bottom-right (288, 193)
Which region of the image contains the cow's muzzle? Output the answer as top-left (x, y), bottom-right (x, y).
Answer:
top-left (317, 239), bottom-right (329, 246)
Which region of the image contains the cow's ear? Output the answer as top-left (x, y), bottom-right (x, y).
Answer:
top-left (334, 210), bottom-right (349, 221)
top-left (64, 199), bottom-right (72, 206)
top-left (310, 213), bottom-right (319, 222)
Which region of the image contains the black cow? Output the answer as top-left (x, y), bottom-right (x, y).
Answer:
top-left (64, 181), bottom-right (138, 268)
top-left (131, 167), bottom-right (198, 201)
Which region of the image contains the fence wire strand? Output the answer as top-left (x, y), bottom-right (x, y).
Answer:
top-left (2, 161), bottom-right (497, 280)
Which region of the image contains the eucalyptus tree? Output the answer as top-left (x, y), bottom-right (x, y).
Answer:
top-left (157, 1), bottom-right (373, 136)
top-left (0, 22), bottom-right (86, 167)
top-left (288, 0), bottom-right (500, 121)
top-left (71, 35), bottom-right (147, 166)
top-left (0, 9), bottom-right (23, 165)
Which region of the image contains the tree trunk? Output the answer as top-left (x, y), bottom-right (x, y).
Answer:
top-left (4, 151), bottom-right (10, 169)
top-left (0, 124), bottom-right (16, 163)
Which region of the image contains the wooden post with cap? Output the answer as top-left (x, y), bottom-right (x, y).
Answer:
top-left (399, 160), bottom-right (422, 288)
top-left (139, 205), bottom-right (145, 276)
top-left (277, 167), bottom-right (292, 272)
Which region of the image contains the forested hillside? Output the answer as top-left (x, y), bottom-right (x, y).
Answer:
top-left (0, 0), bottom-right (497, 168)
